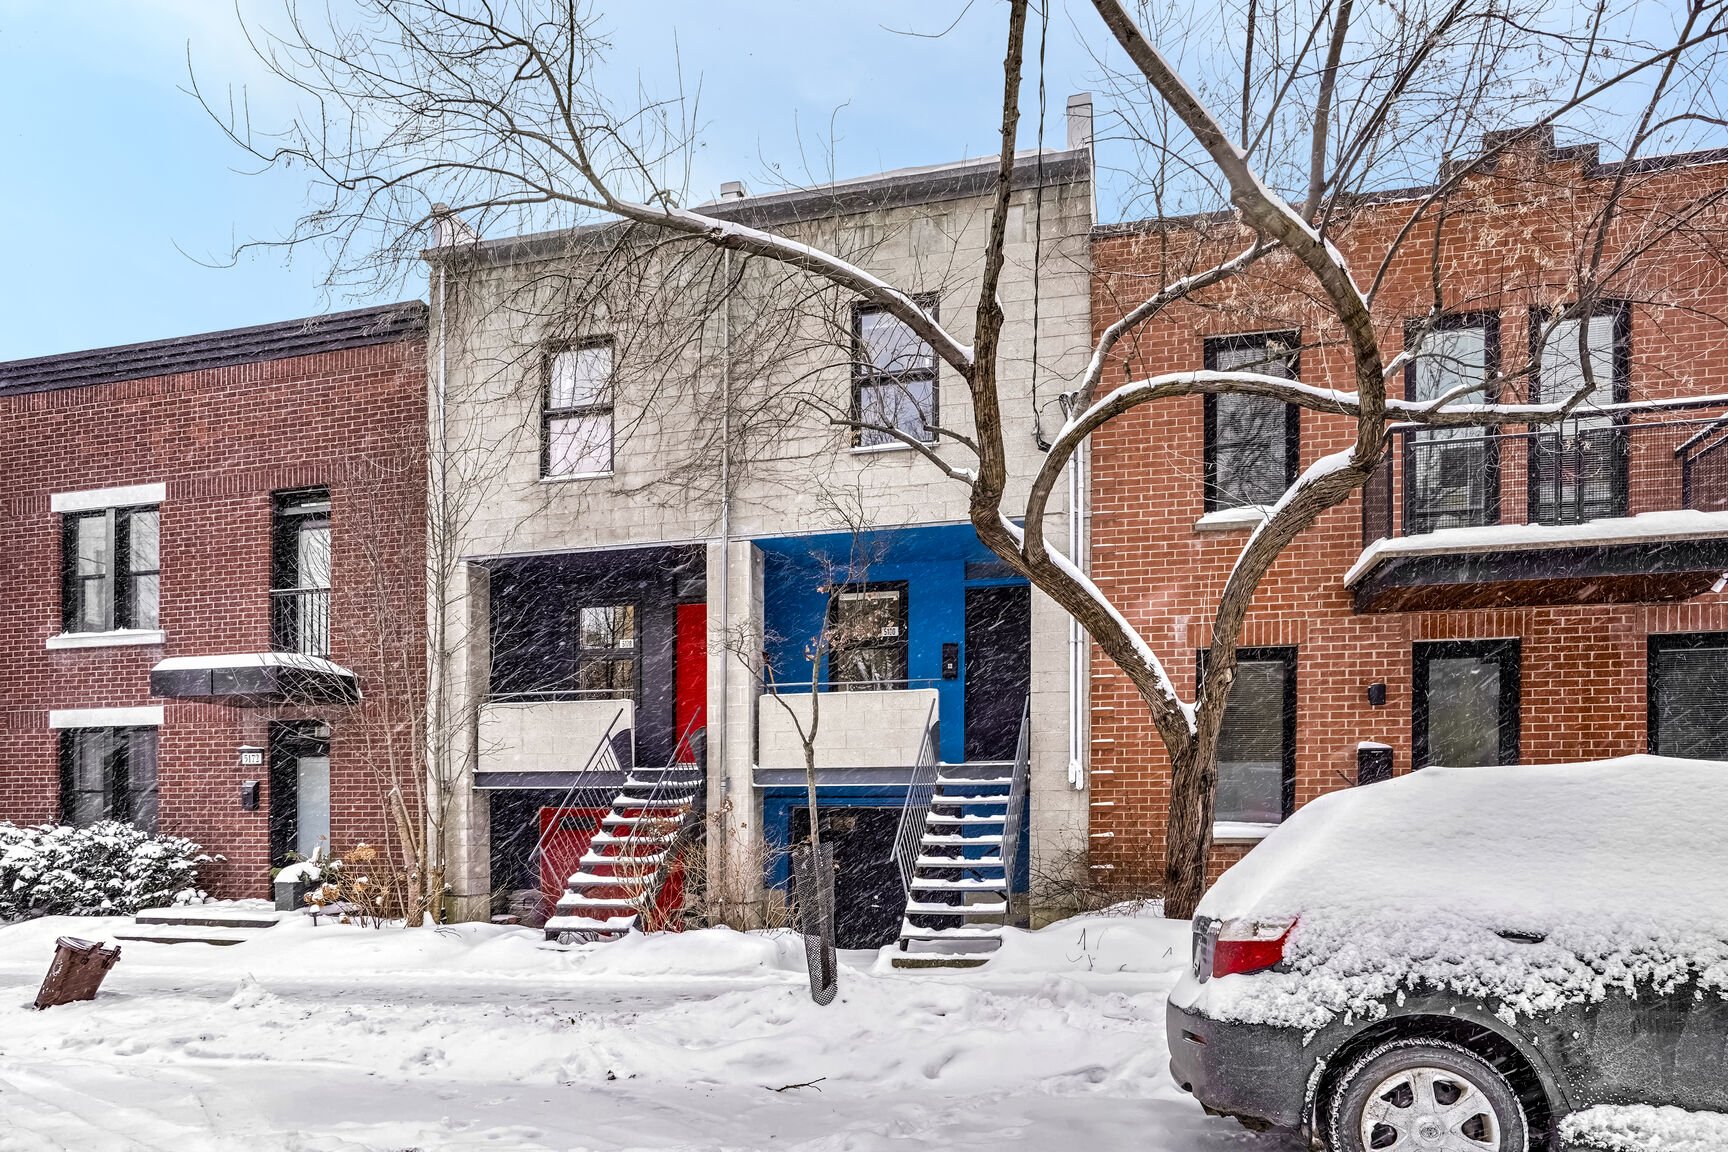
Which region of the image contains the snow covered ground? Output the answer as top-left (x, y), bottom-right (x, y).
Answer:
top-left (0, 910), bottom-right (1299, 1152)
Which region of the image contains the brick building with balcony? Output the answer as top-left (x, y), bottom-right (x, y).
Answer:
top-left (1085, 131), bottom-right (1728, 890)
top-left (0, 304), bottom-right (429, 898)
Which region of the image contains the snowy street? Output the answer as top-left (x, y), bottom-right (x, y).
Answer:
top-left (0, 913), bottom-right (1296, 1152)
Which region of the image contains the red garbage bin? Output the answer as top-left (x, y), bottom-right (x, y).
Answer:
top-left (34, 937), bottom-right (122, 1009)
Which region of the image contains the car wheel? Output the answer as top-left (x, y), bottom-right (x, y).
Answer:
top-left (1326, 1039), bottom-right (1528, 1152)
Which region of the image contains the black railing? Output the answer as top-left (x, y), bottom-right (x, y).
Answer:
top-left (1364, 406), bottom-right (1728, 544)
top-left (271, 587), bottom-right (331, 657)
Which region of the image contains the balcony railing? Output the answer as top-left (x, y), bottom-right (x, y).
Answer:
top-left (1363, 403), bottom-right (1728, 545)
top-left (271, 587), bottom-right (331, 658)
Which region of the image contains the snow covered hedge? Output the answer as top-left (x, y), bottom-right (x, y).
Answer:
top-left (1191, 756), bottom-right (1728, 1030)
top-left (0, 821), bottom-right (215, 920)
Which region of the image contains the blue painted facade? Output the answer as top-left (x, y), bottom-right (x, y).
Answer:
top-left (756, 522), bottom-right (1025, 766)
top-left (755, 522), bottom-right (1032, 898)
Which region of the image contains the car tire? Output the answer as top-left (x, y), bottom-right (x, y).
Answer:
top-left (1326, 1038), bottom-right (1528, 1152)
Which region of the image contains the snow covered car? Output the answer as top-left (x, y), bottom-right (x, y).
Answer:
top-left (1165, 755), bottom-right (1728, 1152)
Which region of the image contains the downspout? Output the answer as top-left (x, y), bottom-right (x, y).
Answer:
top-left (718, 249), bottom-right (733, 816)
top-left (1067, 439), bottom-right (1088, 790)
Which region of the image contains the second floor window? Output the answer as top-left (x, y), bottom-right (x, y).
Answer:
top-left (577, 604), bottom-right (637, 697)
top-left (1203, 334), bottom-right (1300, 510)
top-left (272, 489), bottom-right (331, 657)
top-left (544, 341), bottom-right (615, 477)
top-left (1405, 314), bottom-right (1500, 532)
top-left (62, 506), bottom-right (159, 633)
top-left (853, 303), bottom-right (937, 447)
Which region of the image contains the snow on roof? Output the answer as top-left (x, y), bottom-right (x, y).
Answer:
top-left (150, 652), bottom-right (357, 677)
top-left (1192, 756), bottom-right (1728, 1029)
top-left (1345, 509), bottom-right (1728, 587)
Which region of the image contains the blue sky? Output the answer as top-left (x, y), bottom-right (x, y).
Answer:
top-left (0, 2), bottom-right (1101, 361)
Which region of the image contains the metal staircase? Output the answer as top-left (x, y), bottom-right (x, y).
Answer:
top-left (544, 759), bottom-right (702, 942)
top-left (890, 702), bottom-right (1031, 968)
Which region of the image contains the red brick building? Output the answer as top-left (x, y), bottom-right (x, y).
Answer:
top-left (1086, 134), bottom-right (1728, 890)
top-left (0, 304), bottom-right (428, 898)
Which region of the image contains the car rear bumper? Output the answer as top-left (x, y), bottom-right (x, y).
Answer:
top-left (1166, 997), bottom-right (1316, 1132)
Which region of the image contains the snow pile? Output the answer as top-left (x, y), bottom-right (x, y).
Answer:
top-left (953, 910), bottom-right (1188, 977)
top-left (0, 821), bottom-right (214, 920)
top-left (1191, 756), bottom-right (1728, 1029)
top-left (1561, 1104), bottom-right (1728, 1152)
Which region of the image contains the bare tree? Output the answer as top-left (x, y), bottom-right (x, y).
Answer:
top-left (208, 0), bottom-right (1728, 917)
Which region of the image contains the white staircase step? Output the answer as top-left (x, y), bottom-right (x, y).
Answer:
top-left (114, 924), bottom-right (263, 946)
top-left (920, 834), bottom-right (1003, 847)
top-left (904, 899), bottom-right (1008, 915)
top-left (565, 871), bottom-right (655, 889)
top-left (578, 850), bottom-right (667, 867)
top-left (910, 876), bottom-right (1008, 892)
top-left (935, 775), bottom-right (1014, 787)
top-left (554, 894), bottom-right (646, 910)
top-left (134, 906), bottom-right (284, 930)
top-left (591, 831), bottom-right (679, 846)
top-left (923, 814), bottom-right (1006, 825)
top-left (545, 913), bottom-right (638, 934)
top-left (898, 923), bottom-right (1004, 939)
top-left (914, 855), bottom-right (1004, 869)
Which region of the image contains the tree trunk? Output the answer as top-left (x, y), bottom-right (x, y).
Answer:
top-left (1163, 742), bottom-right (1216, 921)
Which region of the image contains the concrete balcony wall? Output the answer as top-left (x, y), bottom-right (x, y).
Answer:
top-left (477, 698), bottom-right (634, 779)
top-left (757, 687), bottom-right (938, 770)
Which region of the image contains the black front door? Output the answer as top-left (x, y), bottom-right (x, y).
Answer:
top-left (789, 806), bottom-right (903, 949)
top-left (964, 584), bottom-right (1031, 761)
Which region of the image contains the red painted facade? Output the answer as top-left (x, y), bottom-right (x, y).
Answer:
top-left (0, 305), bottom-right (428, 898)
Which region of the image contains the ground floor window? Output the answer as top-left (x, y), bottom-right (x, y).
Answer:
top-left (1208, 647), bottom-right (1297, 825)
top-left (1649, 633), bottom-right (1728, 759)
top-left (60, 727), bottom-right (158, 831)
top-left (828, 583), bottom-right (909, 688)
top-left (1413, 639), bottom-right (1520, 768)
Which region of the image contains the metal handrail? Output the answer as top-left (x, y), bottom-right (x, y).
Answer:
top-left (998, 700), bottom-right (1033, 912)
top-left (616, 713), bottom-right (706, 929)
top-left (890, 698), bottom-right (942, 895)
top-left (1366, 409), bottom-right (1728, 543)
top-left (270, 586), bottom-right (330, 658)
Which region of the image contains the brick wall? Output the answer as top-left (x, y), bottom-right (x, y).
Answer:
top-left (1086, 142), bottom-right (1728, 892)
top-left (0, 333), bottom-right (427, 898)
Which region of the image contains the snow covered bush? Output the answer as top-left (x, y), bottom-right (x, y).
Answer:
top-left (0, 821), bottom-right (215, 920)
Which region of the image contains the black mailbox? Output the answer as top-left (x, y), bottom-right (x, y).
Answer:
top-left (1356, 744), bottom-right (1394, 785)
top-left (942, 642), bottom-right (960, 680)
top-left (240, 780), bottom-right (261, 811)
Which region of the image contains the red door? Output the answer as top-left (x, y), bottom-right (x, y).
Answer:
top-left (537, 807), bottom-right (606, 906)
top-left (675, 602), bottom-right (707, 762)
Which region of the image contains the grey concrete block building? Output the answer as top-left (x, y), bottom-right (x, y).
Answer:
top-left (424, 106), bottom-right (1097, 953)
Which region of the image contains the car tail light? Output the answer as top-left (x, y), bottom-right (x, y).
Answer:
top-left (1210, 916), bottom-right (1296, 978)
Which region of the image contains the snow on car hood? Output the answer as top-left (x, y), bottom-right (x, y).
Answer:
top-left (1192, 755), bottom-right (1728, 1030)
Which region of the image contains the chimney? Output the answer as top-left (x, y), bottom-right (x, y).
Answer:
top-left (430, 203), bottom-right (480, 248)
top-left (1066, 93), bottom-right (1094, 151)
top-left (719, 180), bottom-right (748, 201)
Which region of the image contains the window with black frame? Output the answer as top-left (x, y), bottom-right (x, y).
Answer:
top-left (1530, 304), bottom-right (1629, 525)
top-left (62, 506), bottom-right (159, 633)
top-left (60, 727), bottom-right (159, 831)
top-left (1405, 316), bottom-right (1499, 533)
top-left (1414, 640), bottom-right (1520, 768)
top-left (853, 302), bottom-right (937, 447)
top-left (576, 604), bottom-right (637, 698)
top-left (271, 489), bottom-right (332, 657)
top-left (1204, 647), bottom-right (1297, 825)
top-left (1203, 335), bottom-right (1300, 511)
top-left (1649, 633), bottom-right (1728, 759)
top-left (828, 584), bottom-right (908, 688)
top-left (544, 341), bottom-right (615, 477)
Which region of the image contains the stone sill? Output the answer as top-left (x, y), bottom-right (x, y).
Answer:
top-left (46, 629), bottom-right (166, 650)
